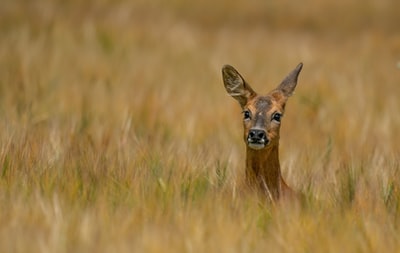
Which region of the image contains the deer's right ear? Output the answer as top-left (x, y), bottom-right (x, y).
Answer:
top-left (222, 65), bottom-right (256, 108)
top-left (277, 62), bottom-right (303, 98)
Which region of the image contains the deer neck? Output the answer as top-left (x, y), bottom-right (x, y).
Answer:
top-left (245, 143), bottom-right (283, 199)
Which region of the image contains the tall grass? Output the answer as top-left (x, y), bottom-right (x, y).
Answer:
top-left (1, 0), bottom-right (400, 252)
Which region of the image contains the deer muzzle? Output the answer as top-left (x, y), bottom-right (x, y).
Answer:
top-left (247, 128), bottom-right (269, 150)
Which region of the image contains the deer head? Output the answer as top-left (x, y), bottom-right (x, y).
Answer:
top-left (222, 63), bottom-right (303, 151)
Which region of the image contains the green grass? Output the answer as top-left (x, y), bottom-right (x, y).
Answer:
top-left (1, 0), bottom-right (400, 252)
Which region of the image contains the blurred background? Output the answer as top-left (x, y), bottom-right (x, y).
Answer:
top-left (1, 0), bottom-right (399, 174)
top-left (1, 0), bottom-right (400, 252)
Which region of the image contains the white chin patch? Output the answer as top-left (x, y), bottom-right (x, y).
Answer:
top-left (248, 143), bottom-right (265, 150)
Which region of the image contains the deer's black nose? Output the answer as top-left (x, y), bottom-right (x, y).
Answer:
top-left (248, 129), bottom-right (268, 144)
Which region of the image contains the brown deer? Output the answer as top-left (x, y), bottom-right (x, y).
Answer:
top-left (222, 63), bottom-right (303, 201)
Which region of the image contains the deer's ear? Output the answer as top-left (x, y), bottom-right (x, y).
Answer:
top-left (222, 65), bottom-right (256, 108)
top-left (277, 63), bottom-right (303, 97)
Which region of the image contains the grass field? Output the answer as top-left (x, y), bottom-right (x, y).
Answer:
top-left (1, 0), bottom-right (400, 252)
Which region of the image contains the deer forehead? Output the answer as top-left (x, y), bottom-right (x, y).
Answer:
top-left (247, 96), bottom-right (283, 116)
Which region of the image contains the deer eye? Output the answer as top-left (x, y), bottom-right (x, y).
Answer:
top-left (272, 112), bottom-right (282, 123)
top-left (243, 110), bottom-right (251, 120)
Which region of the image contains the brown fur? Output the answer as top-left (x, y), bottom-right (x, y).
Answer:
top-left (222, 63), bottom-right (303, 201)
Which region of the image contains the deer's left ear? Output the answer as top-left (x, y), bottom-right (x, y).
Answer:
top-left (277, 63), bottom-right (303, 97)
top-left (222, 65), bottom-right (257, 108)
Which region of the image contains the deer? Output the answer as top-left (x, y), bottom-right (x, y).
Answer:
top-left (222, 63), bottom-right (303, 202)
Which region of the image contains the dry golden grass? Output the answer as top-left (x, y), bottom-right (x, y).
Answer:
top-left (1, 0), bottom-right (400, 252)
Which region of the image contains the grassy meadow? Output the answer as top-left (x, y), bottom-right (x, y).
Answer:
top-left (1, 0), bottom-right (400, 252)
